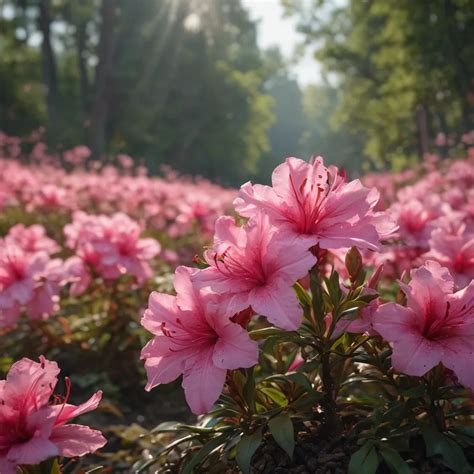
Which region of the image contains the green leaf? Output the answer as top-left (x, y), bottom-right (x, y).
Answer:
top-left (293, 281), bottom-right (312, 306)
top-left (243, 367), bottom-right (256, 414)
top-left (249, 327), bottom-right (288, 340)
top-left (399, 384), bottom-right (426, 398)
top-left (379, 447), bottom-right (411, 474)
top-left (259, 387), bottom-right (288, 407)
top-left (454, 426), bottom-right (474, 439)
top-left (236, 428), bottom-right (263, 474)
top-left (35, 458), bottom-right (63, 474)
top-left (266, 372), bottom-right (313, 391)
top-left (295, 359), bottom-right (320, 373)
top-left (182, 433), bottom-right (229, 474)
top-left (348, 441), bottom-right (379, 474)
top-left (268, 413), bottom-right (295, 458)
top-left (85, 468), bottom-right (104, 474)
top-left (290, 389), bottom-right (322, 411)
top-left (421, 426), bottom-right (472, 474)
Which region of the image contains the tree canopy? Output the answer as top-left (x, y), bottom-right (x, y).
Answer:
top-left (284, 0), bottom-right (474, 169)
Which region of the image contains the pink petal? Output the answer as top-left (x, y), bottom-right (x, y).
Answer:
top-left (4, 356), bottom-right (59, 412)
top-left (182, 350), bottom-right (227, 415)
top-left (0, 459), bottom-right (16, 474)
top-left (372, 303), bottom-right (420, 341)
top-left (212, 321), bottom-right (258, 369)
top-left (442, 346), bottom-right (474, 391)
top-left (141, 336), bottom-right (187, 390)
top-left (54, 391), bottom-right (102, 426)
top-left (403, 263), bottom-right (453, 318)
top-left (50, 424), bottom-right (106, 457)
top-left (447, 280), bottom-right (474, 320)
top-left (250, 281), bottom-right (303, 331)
top-left (6, 437), bottom-right (59, 466)
top-left (233, 182), bottom-right (281, 219)
top-left (141, 293), bottom-right (178, 334)
top-left (390, 334), bottom-right (443, 377)
top-left (174, 266), bottom-right (202, 312)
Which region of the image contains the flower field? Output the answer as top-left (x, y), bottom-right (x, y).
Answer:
top-left (1, 133), bottom-right (473, 473)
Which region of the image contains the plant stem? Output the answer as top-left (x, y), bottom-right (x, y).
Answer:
top-left (319, 348), bottom-right (341, 438)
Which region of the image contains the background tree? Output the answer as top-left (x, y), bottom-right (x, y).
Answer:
top-left (0, 0), bottom-right (275, 184)
top-left (284, 0), bottom-right (474, 169)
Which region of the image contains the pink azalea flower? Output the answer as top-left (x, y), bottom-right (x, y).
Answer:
top-left (141, 266), bottom-right (258, 414)
top-left (0, 356), bottom-right (106, 473)
top-left (424, 228), bottom-right (474, 289)
top-left (0, 245), bottom-right (65, 329)
top-left (193, 213), bottom-right (317, 330)
top-left (5, 224), bottom-right (60, 255)
top-left (63, 255), bottom-right (92, 297)
top-left (64, 212), bottom-right (161, 285)
top-left (95, 213), bottom-right (161, 283)
top-left (389, 199), bottom-right (439, 248)
top-left (234, 157), bottom-right (396, 251)
top-left (373, 261), bottom-right (474, 390)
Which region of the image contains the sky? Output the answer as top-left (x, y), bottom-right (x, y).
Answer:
top-left (242, 0), bottom-right (321, 86)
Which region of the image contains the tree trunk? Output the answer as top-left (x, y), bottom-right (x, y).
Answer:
top-left (88, 0), bottom-right (117, 159)
top-left (37, 0), bottom-right (59, 141)
top-left (75, 16), bottom-right (90, 137)
top-left (416, 104), bottom-right (429, 158)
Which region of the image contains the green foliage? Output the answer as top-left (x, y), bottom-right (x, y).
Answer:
top-left (131, 248), bottom-right (474, 472)
top-left (286, 0), bottom-right (474, 169)
top-left (0, 0), bottom-right (275, 185)
top-left (268, 413), bottom-right (295, 458)
top-left (348, 441), bottom-right (379, 474)
top-left (236, 428), bottom-right (263, 474)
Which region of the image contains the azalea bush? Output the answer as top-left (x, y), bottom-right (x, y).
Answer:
top-left (0, 131), bottom-right (473, 473)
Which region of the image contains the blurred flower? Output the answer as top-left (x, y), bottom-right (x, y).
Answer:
top-left (0, 245), bottom-right (65, 329)
top-left (373, 261), bottom-right (474, 390)
top-left (0, 356), bottom-right (106, 473)
top-left (4, 224), bottom-right (60, 255)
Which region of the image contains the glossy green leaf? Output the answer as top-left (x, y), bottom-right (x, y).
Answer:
top-left (348, 441), bottom-right (379, 474)
top-left (259, 387), bottom-right (288, 407)
top-left (236, 428), bottom-right (263, 474)
top-left (268, 413), bottom-right (295, 458)
top-left (293, 281), bottom-right (312, 306)
top-left (182, 433), bottom-right (229, 474)
top-left (421, 426), bottom-right (472, 474)
top-left (249, 327), bottom-right (290, 340)
top-left (379, 447), bottom-right (411, 474)
top-left (266, 372), bottom-right (313, 391)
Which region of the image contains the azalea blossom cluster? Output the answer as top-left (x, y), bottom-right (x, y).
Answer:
top-left (362, 155), bottom-right (474, 287)
top-left (0, 132), bottom-right (235, 240)
top-left (373, 260), bottom-right (474, 390)
top-left (0, 356), bottom-right (106, 473)
top-left (2, 131), bottom-right (473, 470)
top-left (0, 224), bottom-right (66, 328)
top-left (141, 157), bottom-right (397, 413)
top-left (0, 214), bottom-right (162, 329)
top-left (63, 211), bottom-right (161, 295)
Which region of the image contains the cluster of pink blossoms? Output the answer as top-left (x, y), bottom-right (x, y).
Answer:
top-left (0, 212), bottom-right (162, 329)
top-left (374, 261), bottom-right (474, 389)
top-left (141, 157), bottom-right (397, 413)
top-left (64, 212), bottom-right (161, 295)
top-left (0, 225), bottom-right (66, 329)
top-left (363, 155), bottom-right (474, 287)
top-left (0, 356), bottom-right (105, 473)
top-left (0, 132), bottom-right (236, 241)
